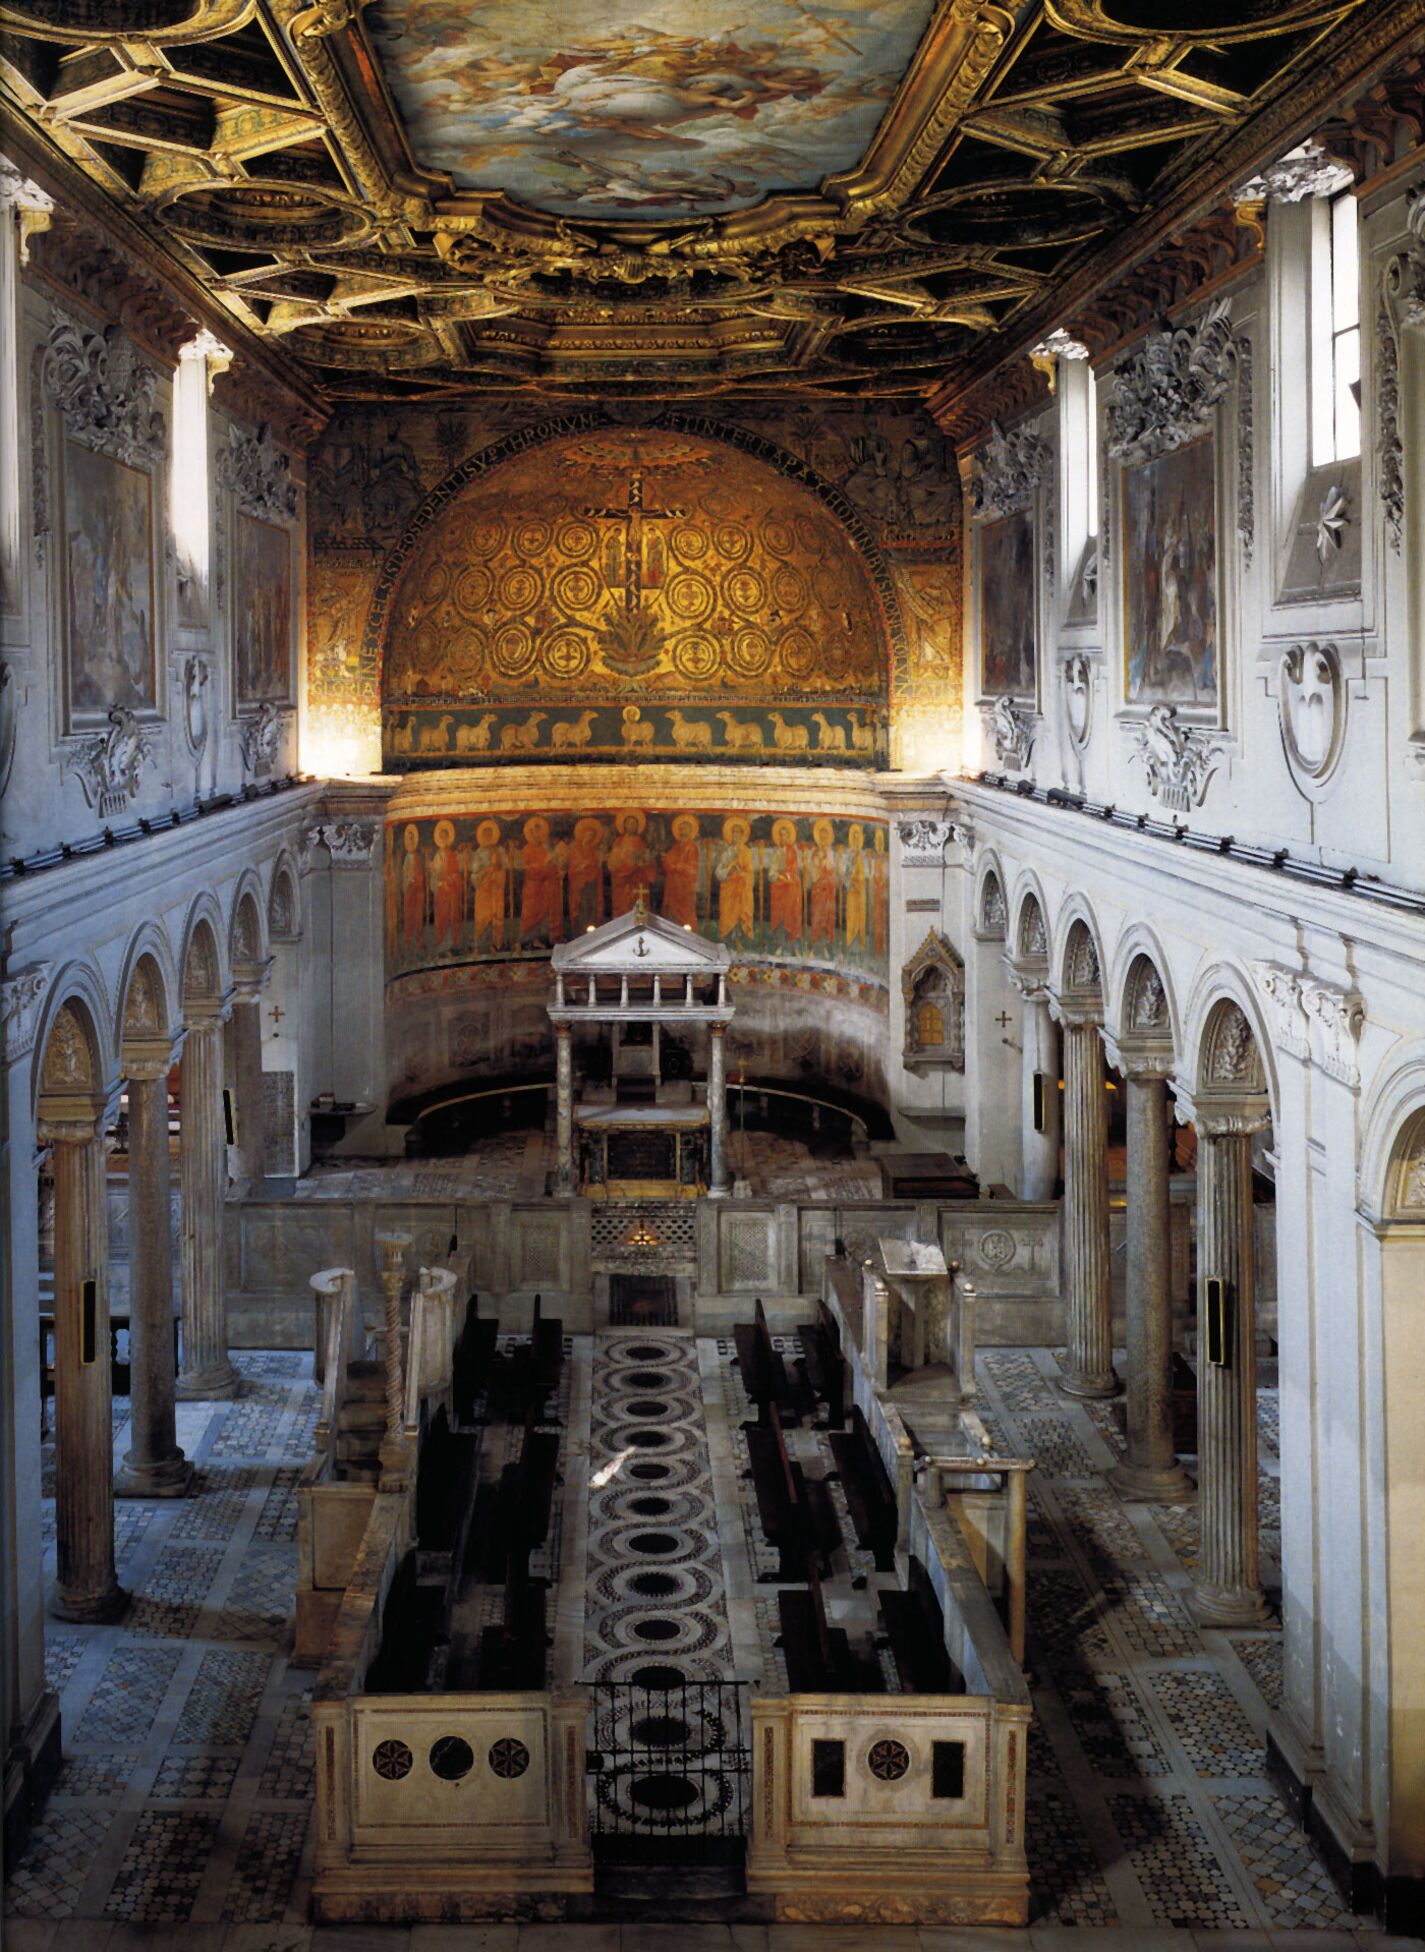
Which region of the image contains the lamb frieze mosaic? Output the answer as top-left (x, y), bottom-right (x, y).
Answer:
top-left (3, 3), bottom-right (1411, 400)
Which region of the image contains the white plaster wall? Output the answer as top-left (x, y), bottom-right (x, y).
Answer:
top-left (959, 166), bottom-right (1425, 900)
top-left (1, 276), bottom-right (304, 866)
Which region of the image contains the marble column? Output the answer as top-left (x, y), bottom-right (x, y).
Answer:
top-left (115, 1053), bottom-right (191, 1497)
top-left (1192, 1108), bottom-right (1270, 1625)
top-left (554, 1025), bottom-right (574, 1194)
top-left (229, 990), bottom-right (266, 1191)
top-left (42, 1111), bottom-right (127, 1622)
top-left (176, 1010), bottom-right (240, 1399)
top-left (1109, 1065), bottom-right (1192, 1500)
top-left (1058, 1015), bottom-right (1117, 1398)
top-left (1016, 983), bottom-right (1060, 1202)
top-left (708, 1023), bottom-right (729, 1196)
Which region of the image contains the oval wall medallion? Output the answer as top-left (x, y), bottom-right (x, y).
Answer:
top-left (183, 655), bottom-right (209, 757)
top-left (1064, 654), bottom-right (1092, 752)
top-left (1279, 639), bottom-right (1345, 798)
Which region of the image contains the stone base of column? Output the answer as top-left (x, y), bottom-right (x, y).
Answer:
top-left (1189, 1576), bottom-right (1271, 1628)
top-left (175, 1358), bottom-right (243, 1401)
top-left (49, 1579), bottom-right (130, 1625)
top-left (1057, 1365), bottom-right (1119, 1401)
top-left (115, 1449), bottom-right (194, 1499)
top-left (1107, 1459), bottom-right (1195, 1503)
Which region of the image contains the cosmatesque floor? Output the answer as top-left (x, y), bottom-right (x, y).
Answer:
top-left (5, 1343), bottom-right (1414, 1952)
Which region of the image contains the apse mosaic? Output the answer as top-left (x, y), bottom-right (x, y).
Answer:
top-left (380, 427), bottom-right (891, 769)
top-left (366, 0), bottom-right (936, 219)
top-left (384, 808), bottom-right (889, 977)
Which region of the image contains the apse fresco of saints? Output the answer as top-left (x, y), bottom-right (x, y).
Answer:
top-left (386, 809), bottom-right (889, 976)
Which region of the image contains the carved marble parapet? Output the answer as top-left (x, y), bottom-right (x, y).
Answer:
top-left (896, 818), bottom-right (954, 868)
top-left (0, 158), bottom-right (53, 264)
top-left (1251, 962), bottom-right (1312, 1061)
top-left (1300, 978), bottom-right (1365, 1088)
top-left (1106, 297), bottom-right (1253, 561)
top-left (1249, 962), bottom-right (1363, 1088)
top-left (1, 964), bottom-right (52, 1064)
top-left (1130, 705), bottom-right (1225, 812)
top-left (41, 315), bottom-right (165, 469)
top-left (968, 416), bottom-right (1052, 519)
top-left (320, 817), bottom-right (378, 865)
top-left (1379, 190), bottom-right (1424, 556)
top-left (64, 707), bottom-right (159, 817)
top-left (218, 421), bottom-right (297, 523)
top-left (1106, 299), bottom-right (1243, 462)
top-left (1235, 142), bottom-right (1354, 206)
top-left (984, 696), bottom-right (1035, 773)
top-left (237, 701), bottom-right (289, 778)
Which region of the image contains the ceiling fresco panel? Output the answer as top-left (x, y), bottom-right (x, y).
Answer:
top-left (366, 0), bottom-right (939, 218)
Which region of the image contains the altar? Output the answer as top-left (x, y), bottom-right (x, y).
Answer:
top-left (548, 896), bottom-right (735, 1197)
top-left (576, 1102), bottom-right (708, 1198)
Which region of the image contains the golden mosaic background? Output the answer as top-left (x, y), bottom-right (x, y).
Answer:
top-left (383, 429), bottom-right (889, 709)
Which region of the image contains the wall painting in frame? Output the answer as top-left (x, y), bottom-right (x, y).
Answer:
top-left (1122, 433), bottom-right (1218, 711)
top-left (63, 438), bottom-right (158, 726)
top-left (978, 508), bottom-right (1036, 699)
top-left (233, 512), bottom-right (293, 708)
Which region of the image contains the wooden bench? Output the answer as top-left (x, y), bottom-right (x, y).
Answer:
top-left (475, 1554), bottom-right (549, 1691)
top-left (828, 1404), bottom-right (899, 1571)
top-left (415, 1406), bottom-right (480, 1555)
top-left (777, 1564), bottom-right (882, 1694)
top-left (365, 1551), bottom-right (445, 1694)
top-left (744, 1404), bottom-right (841, 1581)
top-left (797, 1309), bottom-right (847, 1429)
top-left (530, 1293), bottom-right (564, 1421)
top-left (452, 1296), bottom-right (497, 1426)
top-left (734, 1298), bottom-right (814, 1426)
top-left (878, 1555), bottom-right (961, 1694)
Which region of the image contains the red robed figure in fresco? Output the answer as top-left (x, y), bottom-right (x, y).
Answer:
top-left (661, 815), bottom-right (701, 928)
top-left (401, 825), bottom-right (427, 948)
top-left (768, 818), bottom-right (803, 941)
top-left (519, 817), bottom-right (564, 943)
top-left (807, 821), bottom-right (838, 949)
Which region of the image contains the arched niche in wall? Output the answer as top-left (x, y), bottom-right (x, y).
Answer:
top-left (377, 426), bottom-right (895, 769)
top-left (901, 930), bottom-right (965, 1074)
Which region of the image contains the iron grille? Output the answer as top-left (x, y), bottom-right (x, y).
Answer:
top-left (586, 1679), bottom-right (750, 1844)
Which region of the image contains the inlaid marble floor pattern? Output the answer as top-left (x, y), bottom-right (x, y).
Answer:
top-left (5, 1341), bottom-right (1405, 1949)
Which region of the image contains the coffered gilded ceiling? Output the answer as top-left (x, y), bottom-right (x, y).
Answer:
top-left (0, 0), bottom-right (1415, 404)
